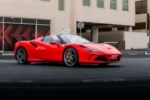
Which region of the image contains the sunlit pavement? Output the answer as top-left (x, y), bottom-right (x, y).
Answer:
top-left (0, 54), bottom-right (150, 83)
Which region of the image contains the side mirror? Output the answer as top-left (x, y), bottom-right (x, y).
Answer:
top-left (50, 41), bottom-right (60, 46)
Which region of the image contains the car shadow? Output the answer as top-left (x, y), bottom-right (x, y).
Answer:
top-left (17, 62), bottom-right (122, 69)
top-left (75, 64), bottom-right (122, 68)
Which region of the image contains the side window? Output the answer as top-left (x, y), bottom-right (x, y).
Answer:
top-left (52, 36), bottom-right (62, 44)
top-left (43, 36), bottom-right (54, 43)
top-left (43, 36), bottom-right (62, 44)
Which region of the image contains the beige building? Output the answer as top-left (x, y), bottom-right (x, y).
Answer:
top-left (0, 0), bottom-right (148, 52)
top-left (134, 0), bottom-right (148, 31)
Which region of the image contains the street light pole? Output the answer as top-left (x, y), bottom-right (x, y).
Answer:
top-left (147, 13), bottom-right (150, 48)
top-left (149, 13), bottom-right (150, 42)
top-left (80, 29), bottom-right (82, 36)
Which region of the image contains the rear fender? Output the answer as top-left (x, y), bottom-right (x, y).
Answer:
top-left (14, 41), bottom-right (38, 60)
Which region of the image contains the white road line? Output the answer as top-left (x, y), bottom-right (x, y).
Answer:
top-left (2, 54), bottom-right (14, 56)
top-left (0, 60), bottom-right (16, 63)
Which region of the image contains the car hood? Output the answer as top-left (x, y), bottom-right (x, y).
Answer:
top-left (80, 43), bottom-right (122, 54)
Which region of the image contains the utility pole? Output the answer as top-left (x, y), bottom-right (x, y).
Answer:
top-left (147, 13), bottom-right (150, 43)
top-left (147, 13), bottom-right (150, 48)
top-left (77, 22), bottom-right (84, 36)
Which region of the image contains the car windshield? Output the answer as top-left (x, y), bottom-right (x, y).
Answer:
top-left (60, 34), bottom-right (91, 44)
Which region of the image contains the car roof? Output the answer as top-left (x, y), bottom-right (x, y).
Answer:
top-left (40, 34), bottom-right (76, 40)
top-left (42, 33), bottom-right (75, 37)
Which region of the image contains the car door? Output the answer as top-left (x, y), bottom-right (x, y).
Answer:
top-left (46, 35), bottom-right (64, 61)
top-left (28, 40), bottom-right (48, 60)
top-left (38, 36), bottom-right (63, 61)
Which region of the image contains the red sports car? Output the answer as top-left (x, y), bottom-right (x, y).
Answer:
top-left (14, 34), bottom-right (122, 67)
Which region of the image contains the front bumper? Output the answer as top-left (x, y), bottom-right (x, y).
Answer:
top-left (80, 53), bottom-right (122, 64)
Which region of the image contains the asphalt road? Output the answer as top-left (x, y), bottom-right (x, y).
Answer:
top-left (0, 54), bottom-right (150, 83)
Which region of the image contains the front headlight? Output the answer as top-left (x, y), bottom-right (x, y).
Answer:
top-left (84, 48), bottom-right (99, 53)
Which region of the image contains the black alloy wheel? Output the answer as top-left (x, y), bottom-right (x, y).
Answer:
top-left (63, 47), bottom-right (79, 67)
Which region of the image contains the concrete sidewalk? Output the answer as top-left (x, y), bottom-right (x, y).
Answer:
top-left (121, 48), bottom-right (150, 54)
top-left (0, 51), bottom-right (14, 56)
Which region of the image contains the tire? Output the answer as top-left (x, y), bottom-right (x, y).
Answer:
top-left (63, 47), bottom-right (79, 67)
top-left (99, 63), bottom-right (109, 67)
top-left (16, 47), bottom-right (30, 64)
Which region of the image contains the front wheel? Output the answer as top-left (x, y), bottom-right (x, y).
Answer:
top-left (63, 47), bottom-right (79, 67)
top-left (16, 47), bottom-right (30, 64)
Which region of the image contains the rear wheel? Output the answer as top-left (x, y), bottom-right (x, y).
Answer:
top-left (16, 47), bottom-right (30, 64)
top-left (63, 47), bottom-right (79, 67)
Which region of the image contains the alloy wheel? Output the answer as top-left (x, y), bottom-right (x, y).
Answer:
top-left (16, 48), bottom-right (27, 64)
top-left (64, 48), bottom-right (78, 67)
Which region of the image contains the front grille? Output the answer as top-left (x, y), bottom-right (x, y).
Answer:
top-left (109, 56), bottom-right (121, 62)
top-left (117, 56), bottom-right (121, 61)
top-left (110, 59), bottom-right (117, 62)
top-left (95, 56), bottom-right (108, 61)
top-left (95, 56), bottom-right (121, 62)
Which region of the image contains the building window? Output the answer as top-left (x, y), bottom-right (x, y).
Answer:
top-left (136, 0), bottom-right (147, 14)
top-left (0, 17), bottom-right (3, 22)
top-left (58, 0), bottom-right (64, 11)
top-left (123, 0), bottom-right (128, 11)
top-left (83, 0), bottom-right (90, 6)
top-left (110, 0), bottom-right (117, 10)
top-left (37, 19), bottom-right (50, 25)
top-left (22, 18), bottom-right (36, 24)
top-left (4, 17), bottom-right (21, 23)
top-left (97, 0), bottom-right (104, 8)
top-left (37, 25), bottom-right (50, 38)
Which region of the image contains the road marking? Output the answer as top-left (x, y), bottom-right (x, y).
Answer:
top-left (0, 79), bottom-right (13, 82)
top-left (0, 60), bottom-right (16, 63)
top-left (111, 78), bottom-right (125, 82)
top-left (2, 54), bottom-right (14, 56)
top-left (17, 80), bottom-right (34, 83)
top-left (82, 79), bottom-right (111, 82)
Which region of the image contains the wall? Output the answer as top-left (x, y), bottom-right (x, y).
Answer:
top-left (133, 30), bottom-right (147, 33)
top-left (81, 31), bottom-right (149, 50)
top-left (98, 32), bottom-right (124, 49)
top-left (0, 0), bottom-right (72, 34)
top-left (98, 32), bottom-right (124, 43)
top-left (124, 32), bottom-right (149, 49)
top-left (75, 0), bottom-right (135, 26)
top-left (148, 0), bottom-right (150, 14)
top-left (135, 14), bottom-right (147, 23)
top-left (80, 31), bottom-right (124, 49)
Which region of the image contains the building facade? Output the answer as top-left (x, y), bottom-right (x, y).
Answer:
top-left (134, 0), bottom-right (148, 31)
top-left (0, 0), bottom-right (137, 52)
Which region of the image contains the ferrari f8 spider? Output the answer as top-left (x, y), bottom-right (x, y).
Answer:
top-left (14, 34), bottom-right (122, 67)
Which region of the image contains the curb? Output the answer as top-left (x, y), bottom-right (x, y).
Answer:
top-left (0, 53), bottom-right (14, 56)
top-left (122, 54), bottom-right (150, 58)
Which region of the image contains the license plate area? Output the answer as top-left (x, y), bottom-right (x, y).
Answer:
top-left (111, 55), bottom-right (118, 59)
top-left (107, 55), bottom-right (118, 62)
